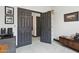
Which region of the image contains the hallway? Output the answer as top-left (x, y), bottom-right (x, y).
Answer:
top-left (16, 37), bottom-right (76, 53)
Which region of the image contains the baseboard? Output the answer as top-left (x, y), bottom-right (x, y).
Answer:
top-left (53, 38), bottom-right (60, 42)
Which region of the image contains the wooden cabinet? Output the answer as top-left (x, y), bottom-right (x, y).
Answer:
top-left (0, 44), bottom-right (8, 53)
top-left (0, 38), bottom-right (16, 53)
top-left (59, 36), bottom-right (79, 51)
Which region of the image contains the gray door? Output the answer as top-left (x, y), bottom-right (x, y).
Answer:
top-left (36, 17), bottom-right (41, 36)
top-left (17, 8), bottom-right (32, 47)
top-left (40, 11), bottom-right (51, 44)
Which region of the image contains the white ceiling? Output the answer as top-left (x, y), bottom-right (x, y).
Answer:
top-left (18, 6), bottom-right (53, 12)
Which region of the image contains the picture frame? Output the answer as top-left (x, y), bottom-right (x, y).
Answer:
top-left (5, 16), bottom-right (14, 24)
top-left (5, 6), bottom-right (14, 16)
top-left (64, 12), bottom-right (79, 22)
top-left (5, 6), bottom-right (14, 24)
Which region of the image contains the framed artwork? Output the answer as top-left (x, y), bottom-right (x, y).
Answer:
top-left (64, 12), bottom-right (79, 22)
top-left (5, 6), bottom-right (14, 24)
top-left (5, 6), bottom-right (14, 15)
top-left (5, 16), bottom-right (14, 24)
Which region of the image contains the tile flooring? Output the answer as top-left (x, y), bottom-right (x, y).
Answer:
top-left (16, 37), bottom-right (76, 53)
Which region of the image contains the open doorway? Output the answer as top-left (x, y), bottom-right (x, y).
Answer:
top-left (32, 12), bottom-right (41, 44)
top-left (32, 11), bottom-right (52, 44)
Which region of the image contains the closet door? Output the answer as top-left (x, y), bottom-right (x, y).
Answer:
top-left (17, 8), bottom-right (32, 47)
top-left (40, 11), bottom-right (51, 44)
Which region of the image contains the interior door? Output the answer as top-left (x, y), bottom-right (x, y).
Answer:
top-left (40, 11), bottom-right (51, 44)
top-left (36, 17), bottom-right (41, 36)
top-left (17, 8), bottom-right (32, 47)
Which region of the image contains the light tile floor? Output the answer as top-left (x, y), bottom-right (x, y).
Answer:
top-left (16, 37), bottom-right (76, 53)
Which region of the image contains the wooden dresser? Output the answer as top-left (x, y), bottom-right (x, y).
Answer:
top-left (59, 36), bottom-right (79, 52)
top-left (0, 37), bottom-right (16, 53)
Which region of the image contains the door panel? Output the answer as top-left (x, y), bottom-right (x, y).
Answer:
top-left (18, 8), bottom-right (32, 47)
top-left (36, 17), bottom-right (41, 36)
top-left (40, 11), bottom-right (51, 44)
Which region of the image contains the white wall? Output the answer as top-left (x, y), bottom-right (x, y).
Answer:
top-left (51, 11), bottom-right (54, 41)
top-left (0, 6), bottom-right (17, 45)
top-left (0, 6), bottom-right (17, 36)
top-left (52, 6), bottom-right (79, 39)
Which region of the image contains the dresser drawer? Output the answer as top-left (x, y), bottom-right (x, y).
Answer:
top-left (59, 36), bottom-right (79, 51)
top-left (0, 38), bottom-right (16, 53)
top-left (59, 38), bottom-right (64, 43)
top-left (73, 42), bottom-right (79, 51)
top-left (0, 44), bottom-right (9, 53)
